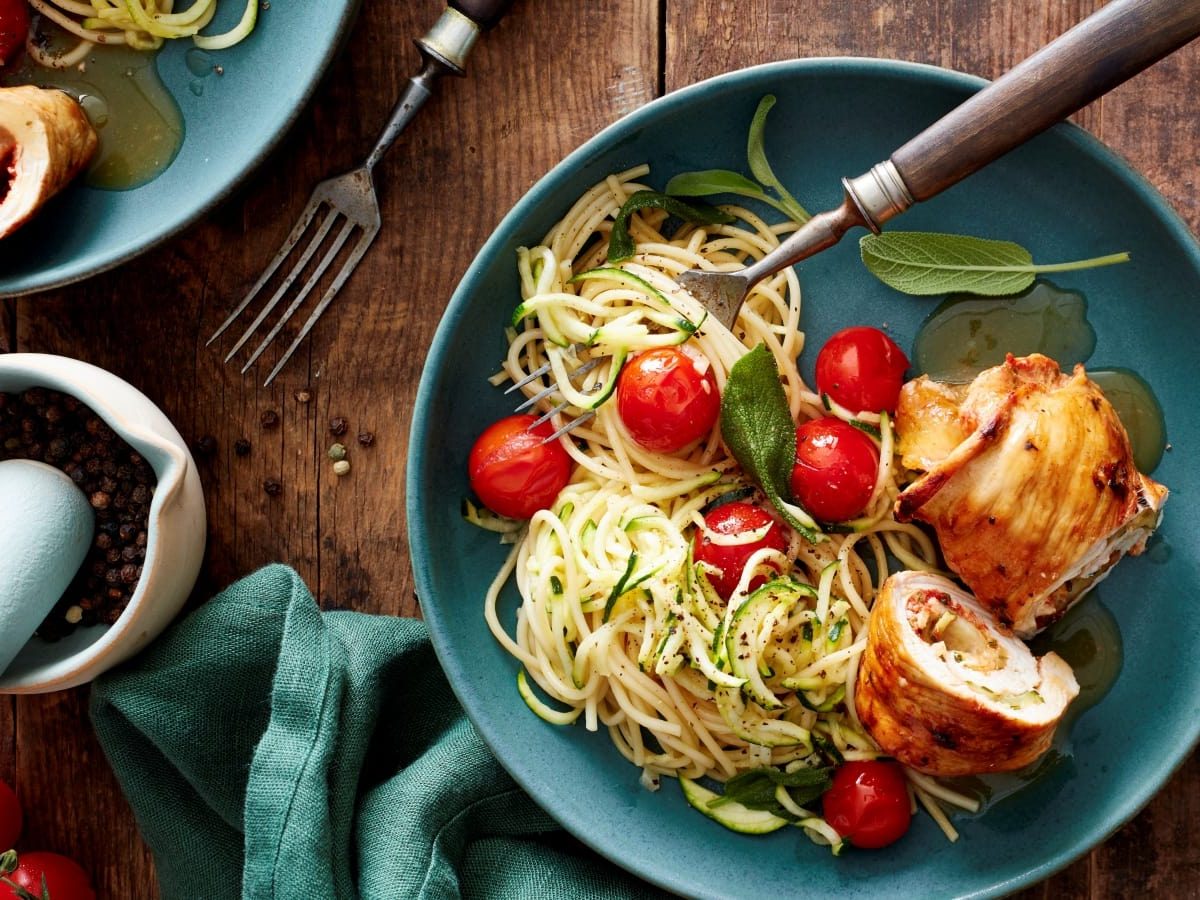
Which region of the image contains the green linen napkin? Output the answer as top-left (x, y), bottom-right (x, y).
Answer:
top-left (89, 565), bottom-right (668, 900)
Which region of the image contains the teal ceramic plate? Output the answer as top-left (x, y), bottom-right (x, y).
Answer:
top-left (0, 0), bottom-right (360, 297)
top-left (408, 59), bottom-right (1200, 898)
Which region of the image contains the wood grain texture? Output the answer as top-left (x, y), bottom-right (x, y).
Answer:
top-left (1, 0), bottom-right (1197, 897)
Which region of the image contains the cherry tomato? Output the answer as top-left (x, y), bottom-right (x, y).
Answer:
top-left (0, 780), bottom-right (19, 851)
top-left (789, 418), bottom-right (879, 523)
top-left (822, 760), bottom-right (912, 849)
top-left (616, 347), bottom-right (720, 453)
top-left (814, 326), bottom-right (910, 415)
top-left (468, 414), bottom-right (572, 520)
top-left (0, 0), bottom-right (29, 69)
top-left (3, 852), bottom-right (95, 900)
top-left (693, 502), bottom-right (788, 600)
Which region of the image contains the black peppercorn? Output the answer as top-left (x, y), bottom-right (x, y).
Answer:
top-left (234, 437), bottom-right (252, 457)
top-left (329, 416), bottom-right (349, 437)
top-left (261, 409), bottom-right (280, 428)
top-left (263, 477), bottom-right (283, 496)
top-left (193, 435), bottom-right (218, 457)
top-left (357, 431), bottom-right (375, 447)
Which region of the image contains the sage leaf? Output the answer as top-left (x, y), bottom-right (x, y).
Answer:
top-left (860, 231), bottom-right (1131, 296)
top-left (747, 95), bottom-right (810, 223)
top-left (720, 344), bottom-right (822, 542)
top-left (665, 169), bottom-right (796, 221)
top-left (607, 190), bottom-right (734, 263)
top-left (711, 766), bottom-right (833, 817)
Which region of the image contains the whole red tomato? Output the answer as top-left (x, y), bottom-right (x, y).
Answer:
top-left (616, 346), bottom-right (720, 453)
top-left (0, 780), bottom-right (19, 851)
top-left (790, 418), bottom-right (879, 522)
top-left (814, 326), bottom-right (910, 415)
top-left (822, 760), bottom-right (912, 849)
top-left (468, 414), bottom-right (572, 519)
top-left (3, 852), bottom-right (95, 900)
top-left (0, 0), bottom-right (29, 69)
top-left (693, 501), bottom-right (788, 599)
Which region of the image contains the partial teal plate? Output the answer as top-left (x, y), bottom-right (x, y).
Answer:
top-left (408, 58), bottom-right (1200, 898)
top-left (0, 0), bottom-right (361, 297)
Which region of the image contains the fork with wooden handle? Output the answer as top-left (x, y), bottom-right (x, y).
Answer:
top-left (209, 0), bottom-right (515, 386)
top-left (679, 0), bottom-right (1200, 327)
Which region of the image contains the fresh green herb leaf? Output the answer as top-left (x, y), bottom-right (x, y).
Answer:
top-left (711, 766), bottom-right (833, 817)
top-left (860, 231), bottom-right (1130, 296)
top-left (802, 621), bottom-right (814, 642)
top-left (720, 345), bottom-right (822, 542)
top-left (607, 190), bottom-right (735, 263)
top-left (549, 575), bottom-right (564, 595)
top-left (665, 169), bottom-right (800, 221)
top-left (747, 95), bottom-right (810, 224)
top-left (828, 617), bottom-right (847, 644)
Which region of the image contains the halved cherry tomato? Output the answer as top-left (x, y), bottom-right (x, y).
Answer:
top-left (468, 414), bottom-right (572, 520)
top-left (616, 346), bottom-right (720, 453)
top-left (789, 418), bottom-right (879, 523)
top-left (0, 779), bottom-right (20, 851)
top-left (693, 502), bottom-right (787, 600)
top-left (822, 760), bottom-right (912, 849)
top-left (0, 0), bottom-right (29, 69)
top-left (3, 852), bottom-right (96, 900)
top-left (814, 326), bottom-right (910, 415)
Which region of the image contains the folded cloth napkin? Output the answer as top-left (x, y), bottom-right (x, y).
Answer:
top-left (90, 565), bottom-right (668, 900)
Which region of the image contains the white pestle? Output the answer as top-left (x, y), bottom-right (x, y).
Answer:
top-left (0, 459), bottom-right (95, 674)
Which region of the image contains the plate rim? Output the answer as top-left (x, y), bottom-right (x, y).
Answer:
top-left (408, 55), bottom-right (1200, 898)
top-left (0, 0), bottom-right (364, 299)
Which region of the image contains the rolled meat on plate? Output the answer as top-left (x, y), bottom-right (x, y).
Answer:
top-left (856, 571), bottom-right (1078, 777)
top-left (894, 353), bottom-right (1167, 637)
top-left (0, 85), bottom-right (98, 240)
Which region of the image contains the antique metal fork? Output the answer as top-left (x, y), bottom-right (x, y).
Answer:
top-left (519, 0), bottom-right (1200, 439)
top-left (208, 0), bottom-right (514, 386)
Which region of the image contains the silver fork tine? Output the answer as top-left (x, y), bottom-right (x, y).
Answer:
top-left (543, 411), bottom-right (596, 443)
top-left (240, 217), bottom-right (358, 374)
top-left (512, 356), bottom-right (602, 411)
top-left (505, 361), bottom-right (553, 395)
top-left (261, 225), bottom-right (380, 386)
top-left (223, 205), bottom-right (339, 363)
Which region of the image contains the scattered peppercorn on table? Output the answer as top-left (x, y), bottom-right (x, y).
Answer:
top-left (1, 1), bottom-right (1198, 896)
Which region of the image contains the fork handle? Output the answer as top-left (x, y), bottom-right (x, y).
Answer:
top-left (883, 0), bottom-right (1200, 210)
top-left (450, 0), bottom-right (515, 31)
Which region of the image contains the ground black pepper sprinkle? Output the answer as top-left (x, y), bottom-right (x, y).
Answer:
top-left (0, 388), bottom-right (155, 639)
top-left (329, 416), bottom-right (348, 437)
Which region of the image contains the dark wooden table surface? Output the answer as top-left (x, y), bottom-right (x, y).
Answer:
top-left (2, 1), bottom-right (1197, 896)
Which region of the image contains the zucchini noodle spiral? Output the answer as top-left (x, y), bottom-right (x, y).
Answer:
top-left (28, 0), bottom-right (257, 69)
top-left (483, 166), bottom-right (979, 844)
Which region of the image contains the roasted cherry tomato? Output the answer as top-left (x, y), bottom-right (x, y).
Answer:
top-left (693, 501), bottom-right (788, 600)
top-left (468, 414), bottom-right (572, 520)
top-left (0, 0), bottom-right (29, 69)
top-left (822, 760), bottom-right (912, 849)
top-left (0, 779), bottom-right (19, 851)
top-left (3, 852), bottom-right (96, 900)
top-left (789, 418), bottom-right (879, 523)
top-left (616, 346), bottom-right (720, 453)
top-left (814, 326), bottom-right (910, 415)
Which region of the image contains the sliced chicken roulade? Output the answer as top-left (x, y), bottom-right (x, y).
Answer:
top-left (895, 353), bottom-right (1167, 637)
top-left (0, 86), bottom-right (98, 240)
top-left (856, 571), bottom-right (1078, 777)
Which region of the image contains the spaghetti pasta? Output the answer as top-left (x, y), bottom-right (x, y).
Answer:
top-left (481, 166), bottom-right (960, 844)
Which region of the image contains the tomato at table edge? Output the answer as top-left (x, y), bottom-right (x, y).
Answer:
top-left (0, 0), bottom-right (29, 69)
top-left (616, 346), bottom-right (721, 453)
top-left (468, 414), bottom-right (573, 520)
top-left (3, 851), bottom-right (96, 900)
top-left (693, 501), bottom-right (788, 600)
top-left (814, 326), bottom-right (910, 415)
top-left (822, 760), bottom-right (912, 849)
top-left (789, 417), bottom-right (880, 523)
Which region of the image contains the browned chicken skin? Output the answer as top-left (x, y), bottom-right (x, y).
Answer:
top-left (894, 353), bottom-right (1167, 637)
top-left (856, 571), bottom-right (1078, 776)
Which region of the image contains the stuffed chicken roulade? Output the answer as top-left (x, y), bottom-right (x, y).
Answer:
top-left (0, 86), bottom-right (98, 240)
top-left (856, 571), bottom-right (1079, 777)
top-left (894, 353), bottom-right (1167, 637)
